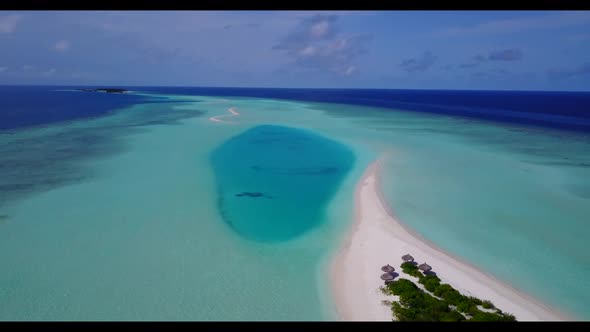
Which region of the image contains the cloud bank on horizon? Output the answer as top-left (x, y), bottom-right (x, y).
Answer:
top-left (0, 10), bottom-right (588, 91)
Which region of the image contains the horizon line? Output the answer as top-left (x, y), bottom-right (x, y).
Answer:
top-left (1, 84), bottom-right (589, 94)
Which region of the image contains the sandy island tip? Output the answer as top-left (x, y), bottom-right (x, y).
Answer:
top-left (330, 157), bottom-right (569, 321)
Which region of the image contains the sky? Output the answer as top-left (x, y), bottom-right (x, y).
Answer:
top-left (0, 10), bottom-right (589, 91)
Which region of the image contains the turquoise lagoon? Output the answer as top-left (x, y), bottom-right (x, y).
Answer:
top-left (211, 125), bottom-right (354, 242)
top-left (0, 93), bottom-right (589, 320)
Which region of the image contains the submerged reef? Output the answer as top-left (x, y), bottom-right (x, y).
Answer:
top-left (235, 192), bottom-right (272, 199)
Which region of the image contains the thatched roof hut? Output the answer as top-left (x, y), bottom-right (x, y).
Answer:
top-left (418, 262), bottom-right (432, 272)
top-left (381, 264), bottom-right (395, 273)
top-left (402, 254), bottom-right (414, 262)
top-left (380, 273), bottom-right (395, 281)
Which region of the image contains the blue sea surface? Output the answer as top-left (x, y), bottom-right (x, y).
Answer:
top-left (0, 86), bottom-right (204, 206)
top-left (0, 85), bottom-right (589, 320)
top-left (0, 85), bottom-right (178, 130)
top-left (3, 85), bottom-right (590, 133)
top-left (140, 86), bottom-right (590, 132)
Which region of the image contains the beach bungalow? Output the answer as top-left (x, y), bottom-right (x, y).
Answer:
top-left (380, 273), bottom-right (395, 281)
top-left (381, 264), bottom-right (395, 273)
top-left (418, 263), bottom-right (432, 273)
top-left (402, 254), bottom-right (414, 262)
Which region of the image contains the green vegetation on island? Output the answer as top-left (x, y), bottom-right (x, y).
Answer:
top-left (401, 261), bottom-right (422, 278)
top-left (78, 88), bottom-right (129, 93)
top-left (380, 262), bottom-right (517, 322)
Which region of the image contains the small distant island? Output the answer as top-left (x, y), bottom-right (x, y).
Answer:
top-left (77, 88), bottom-right (129, 94)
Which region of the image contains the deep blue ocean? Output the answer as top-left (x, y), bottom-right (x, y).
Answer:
top-left (0, 86), bottom-right (174, 130)
top-left (141, 86), bottom-right (590, 132)
top-left (1, 85), bottom-right (590, 132)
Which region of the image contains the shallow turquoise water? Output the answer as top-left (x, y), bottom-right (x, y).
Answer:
top-left (0, 96), bottom-right (365, 320)
top-left (0, 93), bottom-right (588, 320)
top-left (309, 102), bottom-right (590, 319)
top-left (379, 125), bottom-right (590, 319)
top-left (211, 125), bottom-right (354, 242)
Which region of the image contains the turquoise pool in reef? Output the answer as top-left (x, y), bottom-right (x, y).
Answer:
top-left (211, 125), bottom-right (355, 242)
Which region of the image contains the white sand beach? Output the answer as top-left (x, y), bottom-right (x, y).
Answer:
top-left (209, 107), bottom-right (240, 123)
top-left (330, 158), bottom-right (568, 321)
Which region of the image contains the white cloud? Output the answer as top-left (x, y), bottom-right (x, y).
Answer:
top-left (0, 66), bottom-right (7, 73)
top-left (299, 45), bottom-right (317, 56)
top-left (22, 64), bottom-right (34, 71)
top-left (310, 21), bottom-right (330, 38)
top-left (343, 65), bottom-right (356, 76)
top-left (279, 11), bottom-right (378, 20)
top-left (54, 40), bottom-right (70, 52)
top-left (0, 14), bottom-right (21, 34)
top-left (434, 11), bottom-right (590, 37)
top-left (42, 68), bottom-right (57, 76)
top-left (273, 15), bottom-right (370, 77)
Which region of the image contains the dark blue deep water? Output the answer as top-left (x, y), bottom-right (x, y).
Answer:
top-left (140, 86), bottom-right (590, 132)
top-left (2, 85), bottom-right (590, 132)
top-left (0, 86), bottom-right (170, 130)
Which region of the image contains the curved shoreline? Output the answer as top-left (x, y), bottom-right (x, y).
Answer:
top-left (208, 107), bottom-right (240, 123)
top-left (330, 157), bottom-right (571, 321)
